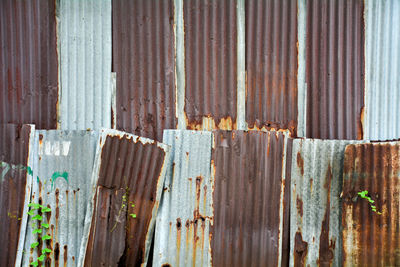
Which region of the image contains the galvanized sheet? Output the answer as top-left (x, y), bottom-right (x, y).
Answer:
top-left (59, 0), bottom-right (112, 130)
top-left (183, 0), bottom-right (237, 130)
top-left (113, 0), bottom-right (176, 142)
top-left (0, 124), bottom-right (35, 267)
top-left (342, 142), bottom-right (400, 266)
top-left (364, 0), bottom-right (400, 140)
top-left (305, 0), bottom-right (365, 139)
top-left (81, 129), bottom-right (170, 266)
top-left (21, 130), bottom-right (99, 267)
top-left (0, 0), bottom-right (58, 129)
top-left (211, 130), bottom-right (292, 267)
top-left (245, 0), bottom-right (298, 136)
top-left (289, 139), bottom-right (366, 266)
top-left (153, 130), bottom-right (213, 267)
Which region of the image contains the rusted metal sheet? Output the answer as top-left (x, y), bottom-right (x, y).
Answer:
top-left (183, 0), bottom-right (237, 130)
top-left (211, 130), bottom-right (292, 266)
top-left (245, 0), bottom-right (298, 136)
top-left (305, 0), bottom-right (365, 139)
top-left (21, 130), bottom-right (99, 267)
top-left (113, 0), bottom-right (176, 142)
top-left (153, 130), bottom-right (213, 267)
top-left (0, 0), bottom-right (58, 129)
top-left (342, 142), bottom-right (400, 266)
top-left (290, 139), bottom-right (364, 267)
top-left (0, 124), bottom-right (35, 267)
top-left (81, 129), bottom-right (170, 266)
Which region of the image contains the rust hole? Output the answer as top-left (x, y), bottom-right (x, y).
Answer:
top-left (176, 218), bottom-right (182, 230)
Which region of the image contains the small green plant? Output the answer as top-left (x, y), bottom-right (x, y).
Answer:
top-left (358, 190), bottom-right (382, 215)
top-left (110, 187), bottom-right (137, 233)
top-left (27, 202), bottom-right (52, 266)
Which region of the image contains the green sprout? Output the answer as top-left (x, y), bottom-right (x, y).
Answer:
top-left (110, 188), bottom-right (138, 233)
top-left (358, 190), bottom-right (382, 215)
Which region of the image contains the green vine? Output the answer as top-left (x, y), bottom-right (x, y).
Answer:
top-left (110, 187), bottom-right (137, 233)
top-left (358, 190), bottom-right (382, 215)
top-left (27, 202), bottom-right (52, 266)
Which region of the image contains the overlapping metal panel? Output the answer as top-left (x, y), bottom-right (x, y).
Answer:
top-left (58, 0), bottom-right (112, 130)
top-left (21, 130), bottom-right (99, 267)
top-left (0, 0), bottom-right (58, 129)
top-left (342, 142), bottom-right (400, 266)
top-left (289, 139), bottom-right (364, 266)
top-left (305, 0), bottom-right (365, 140)
top-left (211, 130), bottom-right (292, 266)
top-left (0, 124), bottom-right (35, 267)
top-left (183, 0), bottom-right (237, 130)
top-left (153, 130), bottom-right (213, 267)
top-left (81, 129), bottom-right (170, 266)
top-left (364, 0), bottom-right (400, 141)
top-left (113, 0), bottom-right (176, 142)
top-left (245, 0), bottom-right (298, 135)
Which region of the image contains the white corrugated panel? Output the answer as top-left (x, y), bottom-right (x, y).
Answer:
top-left (153, 130), bottom-right (213, 267)
top-left (59, 0), bottom-right (112, 130)
top-left (364, 0), bottom-right (400, 140)
top-left (21, 130), bottom-right (99, 267)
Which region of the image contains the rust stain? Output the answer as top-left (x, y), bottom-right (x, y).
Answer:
top-left (161, 264), bottom-right (171, 267)
top-left (55, 189), bottom-right (60, 234)
top-left (294, 232), bottom-right (308, 267)
top-left (247, 120), bottom-right (297, 137)
top-left (296, 196), bottom-right (303, 217)
top-left (63, 245), bottom-right (67, 267)
top-left (54, 242), bottom-right (60, 267)
top-left (297, 152), bottom-right (304, 176)
top-left (186, 115), bottom-right (237, 131)
top-left (357, 106), bottom-right (365, 140)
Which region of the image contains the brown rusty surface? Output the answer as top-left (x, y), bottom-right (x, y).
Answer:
top-left (342, 142), bottom-right (400, 266)
top-left (306, 0), bottom-right (365, 139)
top-left (210, 130), bottom-right (290, 266)
top-left (184, 0), bottom-right (237, 130)
top-left (294, 232), bottom-right (308, 267)
top-left (0, 124), bottom-right (32, 266)
top-left (0, 0), bottom-right (58, 129)
top-left (113, 0), bottom-right (176, 142)
top-left (246, 0), bottom-right (298, 136)
top-left (85, 134), bottom-right (167, 266)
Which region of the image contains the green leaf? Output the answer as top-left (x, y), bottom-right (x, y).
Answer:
top-left (32, 215), bottom-right (42, 221)
top-left (130, 214), bottom-right (136, 218)
top-left (41, 207), bottom-right (51, 213)
top-left (131, 204), bottom-right (135, 208)
top-left (33, 229), bottom-right (42, 234)
top-left (30, 260), bottom-right (38, 267)
top-left (42, 248), bottom-right (52, 254)
top-left (28, 203), bottom-right (42, 209)
top-left (27, 210), bottom-right (35, 216)
top-left (358, 190), bottom-right (368, 198)
top-left (30, 242), bottom-right (39, 249)
top-left (42, 223), bottom-right (50, 229)
top-left (42, 235), bottom-right (51, 241)
top-left (38, 254), bottom-right (45, 262)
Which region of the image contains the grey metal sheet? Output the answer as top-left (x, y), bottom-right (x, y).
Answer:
top-left (364, 0), bottom-right (400, 140)
top-left (289, 139), bottom-right (365, 266)
top-left (21, 130), bottom-right (99, 267)
top-left (153, 130), bottom-right (213, 267)
top-left (58, 0), bottom-right (112, 130)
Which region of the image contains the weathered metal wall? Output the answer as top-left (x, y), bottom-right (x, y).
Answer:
top-left (82, 129), bottom-right (170, 266)
top-left (290, 139), bottom-right (365, 267)
top-left (153, 130), bottom-right (213, 267)
top-left (245, 0), bottom-right (298, 135)
top-left (211, 130), bottom-right (292, 267)
top-left (59, 0), bottom-right (112, 130)
top-left (113, 0), bottom-right (176, 142)
top-left (342, 142), bottom-right (400, 266)
top-left (0, 0), bottom-right (58, 129)
top-left (21, 130), bottom-right (99, 267)
top-left (364, 0), bottom-right (400, 141)
top-left (0, 124), bottom-right (35, 267)
top-left (183, 0), bottom-right (237, 131)
top-left (305, 0), bottom-right (365, 140)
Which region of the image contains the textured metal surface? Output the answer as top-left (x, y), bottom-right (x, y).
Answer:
top-left (113, 0), bottom-right (176, 142)
top-left (21, 130), bottom-right (99, 267)
top-left (246, 0), bottom-right (298, 135)
top-left (0, 124), bottom-right (35, 267)
top-left (82, 129), bottom-right (170, 266)
top-left (364, 0), bottom-right (400, 141)
top-left (184, 0), bottom-right (237, 130)
top-left (211, 130), bottom-right (292, 267)
top-left (153, 130), bottom-right (213, 267)
top-left (342, 142), bottom-right (400, 266)
top-left (59, 0), bottom-right (112, 130)
top-left (0, 0), bottom-right (58, 129)
top-left (290, 139), bottom-right (364, 267)
top-left (305, 0), bottom-right (365, 140)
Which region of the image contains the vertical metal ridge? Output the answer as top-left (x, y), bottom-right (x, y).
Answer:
top-left (245, 0), bottom-right (298, 136)
top-left (113, 0), bottom-right (176, 142)
top-left (237, 0), bottom-right (246, 130)
top-left (184, 0), bottom-right (237, 131)
top-left (59, 0), bottom-right (112, 131)
top-left (305, 0), bottom-right (365, 140)
top-left (0, 0), bottom-right (58, 129)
